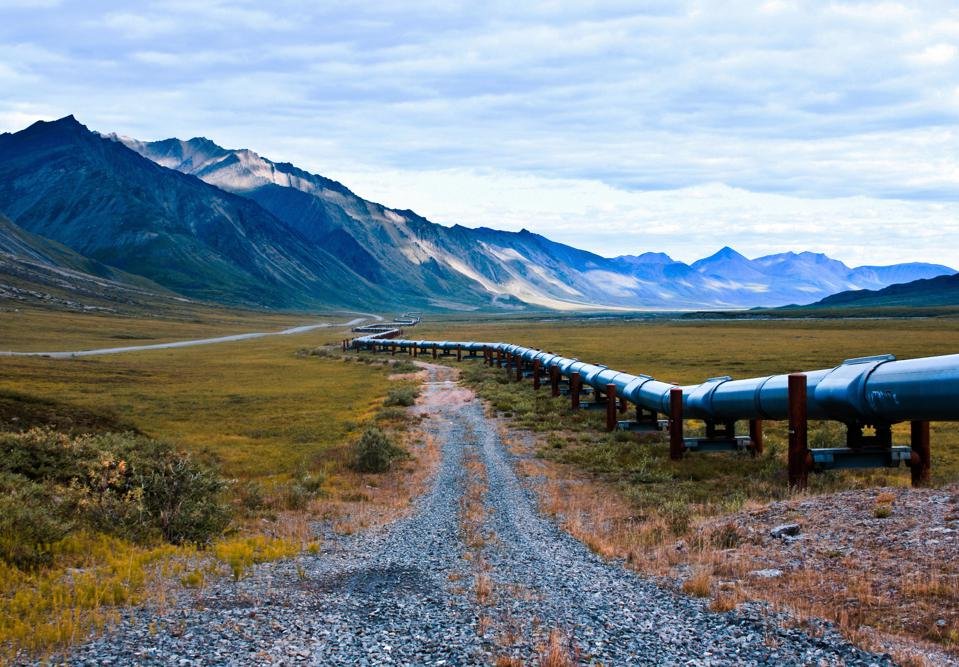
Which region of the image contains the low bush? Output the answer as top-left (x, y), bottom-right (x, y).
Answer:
top-left (384, 385), bottom-right (420, 407)
top-left (0, 428), bottom-right (231, 569)
top-left (349, 427), bottom-right (408, 473)
top-left (389, 360), bottom-right (418, 374)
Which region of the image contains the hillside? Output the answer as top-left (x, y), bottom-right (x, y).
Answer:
top-left (0, 117), bottom-right (387, 310)
top-left (0, 116), bottom-right (951, 313)
top-left (808, 272), bottom-right (959, 308)
top-left (122, 133), bottom-right (953, 310)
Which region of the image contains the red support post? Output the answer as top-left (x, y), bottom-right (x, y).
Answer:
top-left (910, 420), bottom-right (931, 487)
top-left (432, 345), bottom-right (437, 359)
top-left (533, 360), bottom-right (541, 390)
top-left (515, 355), bottom-right (522, 382)
top-left (749, 419), bottom-right (764, 457)
top-left (413, 345), bottom-right (418, 358)
top-left (669, 387), bottom-right (684, 460)
top-left (391, 344), bottom-right (396, 357)
top-left (788, 373), bottom-right (809, 489)
top-left (606, 383), bottom-right (618, 432)
top-left (550, 365), bottom-right (560, 397)
top-left (457, 347), bottom-right (462, 362)
top-left (570, 372), bottom-right (581, 411)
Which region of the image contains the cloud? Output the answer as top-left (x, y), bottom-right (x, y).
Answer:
top-left (0, 1), bottom-right (957, 267)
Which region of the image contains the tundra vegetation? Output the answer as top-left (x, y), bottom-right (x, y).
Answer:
top-left (0, 309), bottom-right (420, 661)
top-left (412, 315), bottom-right (959, 660)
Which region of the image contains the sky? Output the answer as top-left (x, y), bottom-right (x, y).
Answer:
top-left (1, 0), bottom-right (958, 267)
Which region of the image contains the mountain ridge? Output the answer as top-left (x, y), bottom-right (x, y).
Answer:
top-left (0, 115), bottom-right (952, 313)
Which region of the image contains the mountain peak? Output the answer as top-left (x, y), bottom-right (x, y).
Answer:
top-left (703, 246), bottom-right (747, 262)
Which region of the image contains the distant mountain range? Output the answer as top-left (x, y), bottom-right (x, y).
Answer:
top-left (0, 115), bottom-right (953, 312)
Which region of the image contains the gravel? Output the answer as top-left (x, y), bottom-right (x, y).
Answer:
top-left (52, 368), bottom-right (892, 666)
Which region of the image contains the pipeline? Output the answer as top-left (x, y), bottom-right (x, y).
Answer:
top-left (351, 336), bottom-right (959, 427)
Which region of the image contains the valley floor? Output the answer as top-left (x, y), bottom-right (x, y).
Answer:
top-left (54, 365), bottom-right (886, 666)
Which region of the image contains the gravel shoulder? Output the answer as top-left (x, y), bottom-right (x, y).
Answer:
top-left (58, 364), bottom-right (892, 665)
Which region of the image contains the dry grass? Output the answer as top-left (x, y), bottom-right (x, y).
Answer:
top-left (682, 569), bottom-right (713, 597)
top-left (476, 574), bottom-right (494, 605)
top-left (0, 303), bottom-right (336, 351)
top-left (489, 397), bottom-right (959, 663)
top-left (537, 629), bottom-right (577, 667)
top-left (0, 327), bottom-right (441, 661)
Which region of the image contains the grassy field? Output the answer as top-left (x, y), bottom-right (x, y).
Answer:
top-left (0, 307), bottom-right (407, 660)
top-left (415, 316), bottom-right (959, 382)
top-left (0, 330), bottom-right (383, 479)
top-left (0, 303), bottom-right (359, 351)
top-left (409, 315), bottom-right (959, 659)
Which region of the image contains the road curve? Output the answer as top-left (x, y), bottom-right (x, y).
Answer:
top-left (0, 316), bottom-right (374, 358)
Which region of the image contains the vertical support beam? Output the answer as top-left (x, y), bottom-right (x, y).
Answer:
top-left (618, 396), bottom-right (627, 414)
top-left (669, 387), bottom-right (684, 460)
top-left (606, 383), bottom-right (617, 432)
top-left (749, 419), bottom-right (764, 457)
top-left (788, 373), bottom-right (809, 490)
top-left (413, 345), bottom-right (418, 358)
top-left (910, 420), bottom-right (931, 487)
top-left (514, 355), bottom-right (522, 382)
top-left (432, 345), bottom-right (437, 359)
top-left (391, 344), bottom-right (396, 357)
top-left (456, 347), bottom-right (462, 362)
top-left (532, 359), bottom-right (541, 390)
top-left (570, 372), bottom-right (581, 411)
top-left (550, 365), bottom-right (560, 397)
top-left (496, 350), bottom-right (503, 368)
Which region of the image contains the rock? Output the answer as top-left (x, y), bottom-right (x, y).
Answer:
top-left (749, 569), bottom-right (784, 579)
top-left (770, 523), bottom-right (801, 539)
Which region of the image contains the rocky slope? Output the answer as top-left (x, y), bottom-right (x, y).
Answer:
top-left (123, 133), bottom-right (953, 310)
top-left (0, 117), bottom-right (386, 310)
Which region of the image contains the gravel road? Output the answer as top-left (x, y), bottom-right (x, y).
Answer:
top-left (58, 365), bottom-right (892, 666)
top-left (0, 315), bottom-right (380, 358)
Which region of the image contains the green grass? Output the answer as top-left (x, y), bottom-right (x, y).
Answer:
top-left (0, 310), bottom-right (400, 660)
top-left (0, 303), bottom-right (350, 351)
top-left (0, 335), bottom-right (390, 479)
top-left (443, 317), bottom-right (959, 526)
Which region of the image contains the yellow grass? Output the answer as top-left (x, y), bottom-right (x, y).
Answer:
top-left (0, 334), bottom-right (391, 479)
top-left (0, 304), bottom-right (343, 351)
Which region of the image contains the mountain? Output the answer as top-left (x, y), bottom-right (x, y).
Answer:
top-left (0, 115), bottom-right (951, 313)
top-left (804, 272), bottom-right (959, 309)
top-left (0, 211), bottom-right (182, 312)
top-left (0, 116), bottom-right (389, 310)
top-left (122, 132), bottom-right (955, 310)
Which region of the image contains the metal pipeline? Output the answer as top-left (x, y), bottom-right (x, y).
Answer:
top-left (351, 336), bottom-right (959, 426)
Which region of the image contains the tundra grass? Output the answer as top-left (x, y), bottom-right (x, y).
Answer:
top-left (0, 303), bottom-right (355, 351)
top-left (415, 317), bottom-right (959, 383)
top-left (0, 327), bottom-right (399, 660)
top-left (0, 334), bottom-right (390, 479)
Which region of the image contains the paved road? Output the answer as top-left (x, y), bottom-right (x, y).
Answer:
top-left (58, 364), bottom-right (890, 666)
top-left (0, 314), bottom-right (380, 358)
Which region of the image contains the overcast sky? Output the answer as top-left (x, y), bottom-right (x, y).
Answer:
top-left (1, 1), bottom-right (958, 267)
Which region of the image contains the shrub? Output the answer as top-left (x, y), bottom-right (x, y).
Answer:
top-left (389, 360), bottom-right (417, 373)
top-left (0, 474), bottom-right (73, 568)
top-left (384, 385), bottom-right (419, 407)
top-left (350, 427), bottom-right (408, 473)
top-left (86, 434), bottom-right (231, 545)
top-left (0, 428), bottom-right (231, 568)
